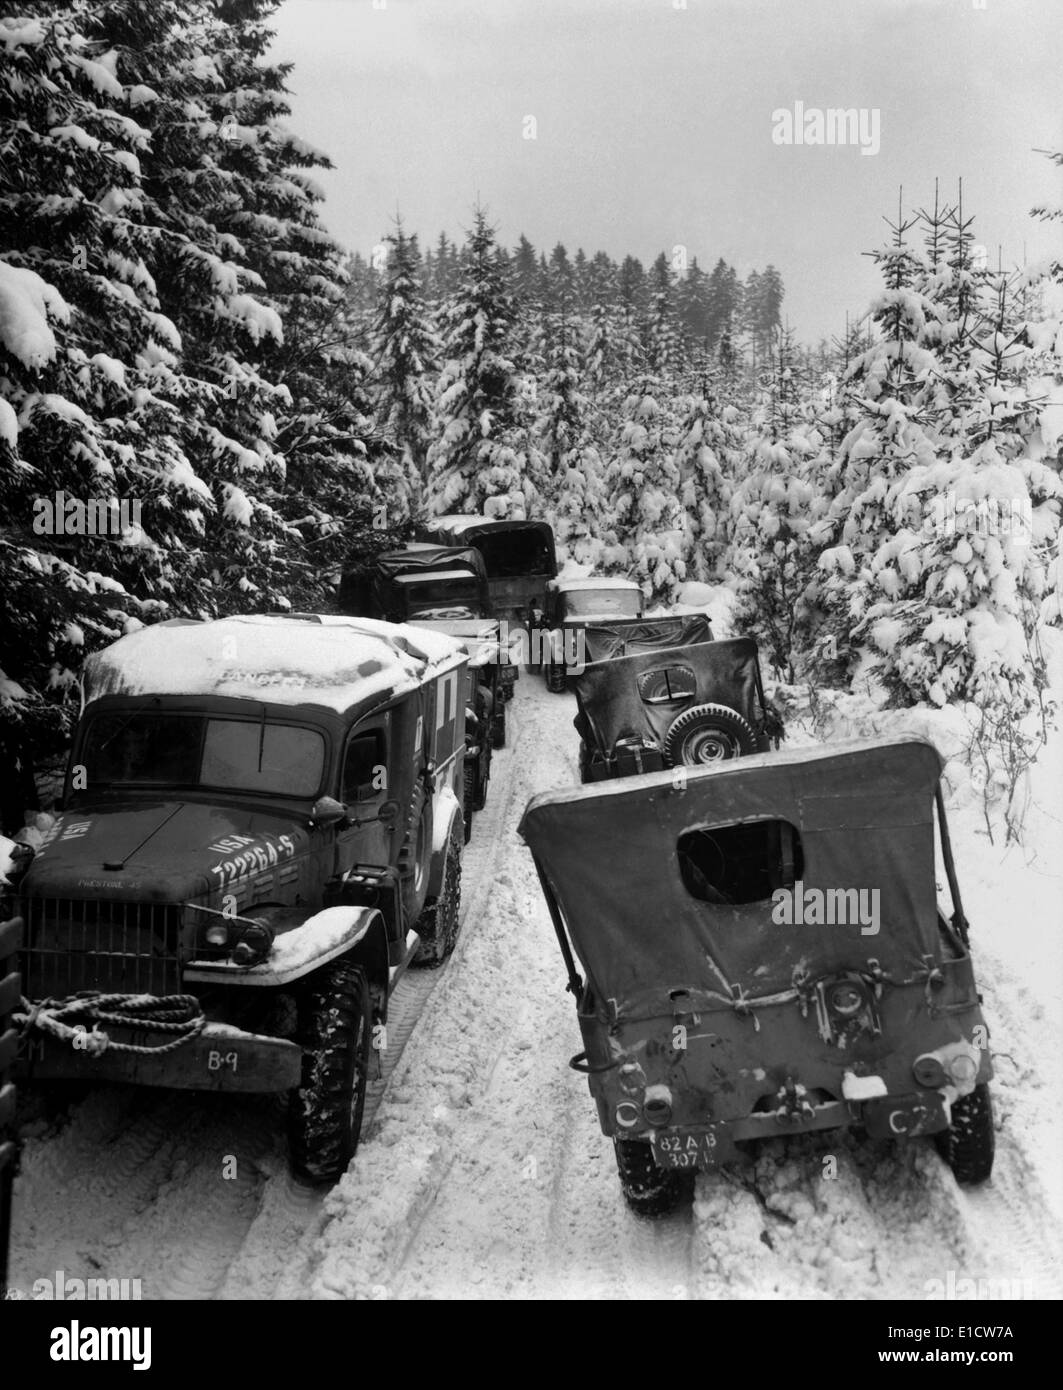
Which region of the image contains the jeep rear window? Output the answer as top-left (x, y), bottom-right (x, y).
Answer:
top-left (677, 820), bottom-right (803, 905)
top-left (81, 712), bottom-right (324, 798)
top-left (638, 665), bottom-right (697, 704)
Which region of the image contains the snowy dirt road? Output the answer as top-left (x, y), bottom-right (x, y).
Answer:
top-left (9, 674), bottom-right (1063, 1300)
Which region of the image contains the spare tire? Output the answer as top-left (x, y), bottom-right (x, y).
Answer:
top-left (663, 703), bottom-right (757, 767)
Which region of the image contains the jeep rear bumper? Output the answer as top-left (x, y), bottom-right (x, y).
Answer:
top-left (18, 1022), bottom-right (302, 1093)
top-left (646, 1090), bottom-right (951, 1169)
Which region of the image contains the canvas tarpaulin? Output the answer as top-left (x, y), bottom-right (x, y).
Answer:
top-left (572, 637), bottom-right (762, 756)
top-left (340, 544), bottom-right (488, 620)
top-left (519, 737), bottom-right (945, 1017)
top-left (579, 614), bottom-right (713, 664)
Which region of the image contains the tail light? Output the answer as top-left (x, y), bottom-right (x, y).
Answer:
top-left (828, 981), bottom-right (865, 1017)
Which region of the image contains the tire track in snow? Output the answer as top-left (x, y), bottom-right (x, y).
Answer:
top-left (224, 726), bottom-right (528, 1299)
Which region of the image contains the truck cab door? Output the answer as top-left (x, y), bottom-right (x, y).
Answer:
top-left (335, 716), bottom-right (395, 876)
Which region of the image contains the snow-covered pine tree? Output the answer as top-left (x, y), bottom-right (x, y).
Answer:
top-left (644, 252), bottom-right (683, 378)
top-left (369, 222), bottom-right (439, 517)
top-left (426, 210), bottom-right (535, 517)
top-left (728, 328), bottom-right (824, 679)
top-left (813, 203), bottom-right (941, 681)
top-left (603, 372), bottom-right (686, 606)
top-left (0, 0), bottom-right (380, 762)
top-left (864, 194), bottom-right (1059, 713)
top-left (673, 371), bottom-right (740, 583)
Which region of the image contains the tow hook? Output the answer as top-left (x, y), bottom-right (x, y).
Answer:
top-left (775, 1076), bottom-right (815, 1124)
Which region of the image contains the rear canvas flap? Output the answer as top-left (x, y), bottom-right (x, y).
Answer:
top-left (581, 614), bottom-right (713, 663)
top-left (519, 738), bottom-right (944, 1015)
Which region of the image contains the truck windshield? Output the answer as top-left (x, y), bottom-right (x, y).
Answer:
top-left (564, 588), bottom-right (642, 618)
top-left (403, 579), bottom-right (481, 617)
top-left (80, 711), bottom-right (325, 797)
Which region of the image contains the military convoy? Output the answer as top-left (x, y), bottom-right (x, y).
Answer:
top-left (5, 511), bottom-right (997, 1213)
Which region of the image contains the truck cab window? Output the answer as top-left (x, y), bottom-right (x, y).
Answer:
top-left (343, 729), bottom-right (386, 802)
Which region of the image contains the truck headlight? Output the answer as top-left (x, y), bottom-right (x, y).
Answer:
top-left (205, 922), bottom-right (230, 947)
top-left (232, 920), bottom-right (273, 966)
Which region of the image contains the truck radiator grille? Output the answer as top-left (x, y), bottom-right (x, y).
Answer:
top-left (20, 897), bottom-right (182, 1001)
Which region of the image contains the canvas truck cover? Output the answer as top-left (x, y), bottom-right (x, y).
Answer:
top-left (83, 614), bottom-right (466, 721)
top-left (580, 614), bottom-right (713, 665)
top-left (519, 737), bottom-right (945, 1019)
top-left (339, 544), bottom-right (489, 618)
top-left (573, 637), bottom-right (761, 755)
top-left (421, 517), bottom-right (557, 580)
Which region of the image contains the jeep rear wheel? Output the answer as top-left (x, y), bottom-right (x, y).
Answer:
top-left (663, 703), bottom-right (757, 766)
top-left (414, 831), bottom-right (462, 969)
top-left (491, 704), bottom-right (506, 748)
top-left (474, 749), bottom-right (490, 811)
top-left (614, 1137), bottom-right (692, 1218)
top-left (289, 957), bottom-right (371, 1185)
top-left (546, 661), bottom-right (567, 694)
top-left (935, 1083), bottom-right (995, 1185)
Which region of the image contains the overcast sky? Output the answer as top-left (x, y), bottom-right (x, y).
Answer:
top-left (270, 0), bottom-right (1062, 341)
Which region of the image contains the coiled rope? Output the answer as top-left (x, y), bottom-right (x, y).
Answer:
top-left (15, 992), bottom-right (206, 1056)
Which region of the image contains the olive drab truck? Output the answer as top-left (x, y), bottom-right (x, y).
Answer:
top-left (13, 614), bottom-right (469, 1184)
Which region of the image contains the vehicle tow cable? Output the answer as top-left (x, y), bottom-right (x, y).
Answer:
top-left (15, 993), bottom-right (206, 1056)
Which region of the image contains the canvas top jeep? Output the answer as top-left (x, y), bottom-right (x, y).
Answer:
top-left (519, 736), bottom-right (994, 1216)
top-left (572, 635), bottom-right (778, 781)
top-left (419, 516), bottom-right (558, 627)
top-left (339, 542), bottom-right (490, 624)
top-left (13, 613), bottom-right (469, 1183)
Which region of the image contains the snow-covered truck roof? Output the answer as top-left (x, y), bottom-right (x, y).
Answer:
top-left (83, 614), bottom-right (466, 718)
top-left (392, 568), bottom-right (479, 585)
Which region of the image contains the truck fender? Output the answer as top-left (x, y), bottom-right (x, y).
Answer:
top-left (184, 906), bottom-right (387, 988)
top-left (427, 785), bottom-right (462, 898)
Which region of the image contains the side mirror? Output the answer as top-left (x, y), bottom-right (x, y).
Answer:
top-left (310, 795), bottom-right (348, 827)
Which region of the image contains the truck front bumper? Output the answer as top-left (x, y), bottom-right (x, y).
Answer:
top-left (17, 1021), bottom-right (302, 1093)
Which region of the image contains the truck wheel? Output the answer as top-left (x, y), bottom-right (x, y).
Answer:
top-left (288, 957), bottom-right (371, 1185)
top-left (461, 763), bottom-right (475, 844)
top-left (546, 661), bottom-right (567, 694)
top-left (491, 704), bottom-right (506, 749)
top-left (414, 831), bottom-right (462, 969)
top-left (663, 703), bottom-right (757, 766)
top-left (613, 1138), bottom-right (692, 1218)
top-left (935, 1083), bottom-right (995, 1185)
top-left (577, 740), bottom-right (592, 784)
top-left (474, 748), bottom-right (490, 812)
